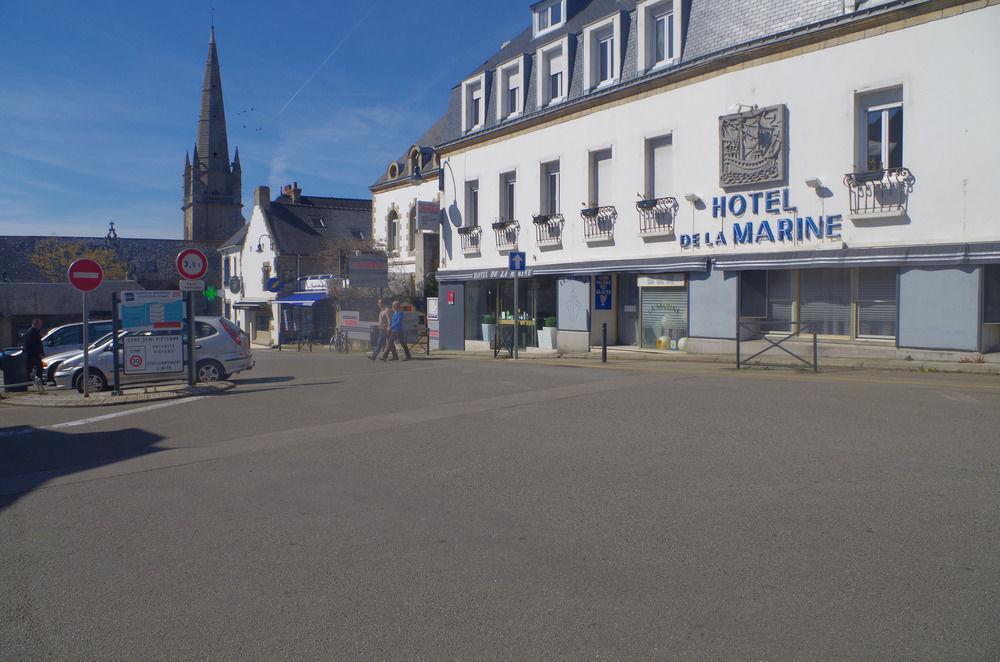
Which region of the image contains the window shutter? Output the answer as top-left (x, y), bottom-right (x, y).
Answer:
top-left (640, 287), bottom-right (688, 348)
top-left (799, 268), bottom-right (852, 336)
top-left (857, 267), bottom-right (897, 337)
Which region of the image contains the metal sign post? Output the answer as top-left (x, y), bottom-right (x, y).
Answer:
top-left (68, 258), bottom-right (104, 398)
top-left (187, 291), bottom-right (196, 386)
top-left (508, 251), bottom-right (527, 361)
top-left (111, 291), bottom-right (122, 395)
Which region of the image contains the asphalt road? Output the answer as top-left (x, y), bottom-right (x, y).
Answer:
top-left (1, 350), bottom-right (998, 660)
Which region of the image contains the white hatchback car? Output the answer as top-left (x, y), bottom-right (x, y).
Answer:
top-left (54, 317), bottom-right (253, 392)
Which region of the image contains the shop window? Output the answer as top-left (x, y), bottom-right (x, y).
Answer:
top-left (739, 270), bottom-right (768, 319)
top-left (766, 270), bottom-right (794, 333)
top-left (984, 265), bottom-right (1000, 324)
top-left (857, 267), bottom-right (898, 337)
top-left (800, 268), bottom-right (852, 336)
top-left (465, 180), bottom-right (480, 227)
top-left (640, 281), bottom-right (687, 349)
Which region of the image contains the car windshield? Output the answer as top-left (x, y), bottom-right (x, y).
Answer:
top-left (89, 332), bottom-right (115, 349)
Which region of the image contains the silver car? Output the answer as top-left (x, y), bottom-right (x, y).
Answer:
top-left (42, 331), bottom-right (119, 384)
top-left (54, 317), bottom-right (253, 392)
top-left (40, 320), bottom-right (114, 355)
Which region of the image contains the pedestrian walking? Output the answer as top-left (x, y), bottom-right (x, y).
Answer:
top-left (23, 318), bottom-right (45, 381)
top-left (381, 301), bottom-right (412, 362)
top-left (369, 299), bottom-right (390, 360)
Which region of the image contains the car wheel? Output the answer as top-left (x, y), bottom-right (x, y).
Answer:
top-left (196, 360), bottom-right (225, 383)
top-left (47, 362), bottom-right (60, 384)
top-left (75, 369), bottom-right (107, 393)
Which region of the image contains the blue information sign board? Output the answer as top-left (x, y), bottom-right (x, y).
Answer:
top-left (595, 275), bottom-right (613, 310)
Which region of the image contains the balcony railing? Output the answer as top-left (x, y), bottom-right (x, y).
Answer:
top-left (457, 225), bottom-right (482, 255)
top-left (491, 219), bottom-right (519, 251)
top-left (580, 205), bottom-right (617, 242)
top-left (532, 213), bottom-right (564, 247)
top-left (636, 195), bottom-right (679, 236)
top-left (843, 167), bottom-right (914, 219)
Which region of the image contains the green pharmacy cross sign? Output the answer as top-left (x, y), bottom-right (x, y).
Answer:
top-left (202, 286), bottom-right (218, 302)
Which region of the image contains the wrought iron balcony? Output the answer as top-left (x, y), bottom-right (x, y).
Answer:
top-left (457, 225), bottom-right (482, 255)
top-left (843, 167), bottom-right (914, 219)
top-left (491, 218), bottom-right (519, 251)
top-left (532, 213), bottom-right (564, 247)
top-left (636, 195), bottom-right (679, 236)
top-left (580, 205), bottom-right (617, 242)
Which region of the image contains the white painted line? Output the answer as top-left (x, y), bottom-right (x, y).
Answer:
top-left (0, 397), bottom-right (204, 438)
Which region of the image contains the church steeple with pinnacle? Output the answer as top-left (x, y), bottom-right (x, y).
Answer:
top-left (183, 25), bottom-right (243, 242)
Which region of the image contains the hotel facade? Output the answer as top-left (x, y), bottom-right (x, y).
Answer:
top-left (372, 0), bottom-right (1000, 356)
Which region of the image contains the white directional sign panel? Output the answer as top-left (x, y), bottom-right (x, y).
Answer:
top-left (123, 334), bottom-right (184, 374)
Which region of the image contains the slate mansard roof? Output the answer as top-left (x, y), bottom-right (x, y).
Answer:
top-left (372, 0), bottom-right (933, 187)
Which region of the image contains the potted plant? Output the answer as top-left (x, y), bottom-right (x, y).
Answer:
top-left (481, 314), bottom-right (497, 342)
top-left (537, 315), bottom-right (558, 350)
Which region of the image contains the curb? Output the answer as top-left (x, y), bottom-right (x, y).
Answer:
top-left (429, 350), bottom-right (1000, 376)
top-left (0, 382), bottom-right (235, 408)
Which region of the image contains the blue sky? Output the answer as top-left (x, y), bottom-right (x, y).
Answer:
top-left (0, 0), bottom-right (526, 238)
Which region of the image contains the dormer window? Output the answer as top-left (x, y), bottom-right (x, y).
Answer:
top-left (310, 217), bottom-right (326, 229)
top-left (462, 74), bottom-right (486, 133)
top-left (637, 0), bottom-right (683, 73)
top-left (583, 13), bottom-right (622, 92)
top-left (496, 56), bottom-right (525, 120)
top-left (536, 36), bottom-right (569, 107)
top-left (533, 0), bottom-right (566, 39)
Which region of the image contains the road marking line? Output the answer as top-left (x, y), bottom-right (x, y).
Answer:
top-left (0, 397), bottom-right (204, 438)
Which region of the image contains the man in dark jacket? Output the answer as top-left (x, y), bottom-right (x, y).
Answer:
top-left (23, 318), bottom-right (45, 381)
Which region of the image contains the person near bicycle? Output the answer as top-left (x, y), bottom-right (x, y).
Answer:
top-left (381, 301), bottom-right (411, 362)
top-left (369, 299), bottom-right (390, 360)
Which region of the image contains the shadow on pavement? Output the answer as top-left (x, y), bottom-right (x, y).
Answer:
top-left (229, 375), bottom-right (296, 385)
top-left (0, 426), bottom-right (166, 512)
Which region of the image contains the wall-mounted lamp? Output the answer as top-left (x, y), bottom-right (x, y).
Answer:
top-left (805, 178), bottom-right (823, 189)
top-left (684, 193), bottom-right (702, 204)
top-left (256, 234), bottom-right (273, 253)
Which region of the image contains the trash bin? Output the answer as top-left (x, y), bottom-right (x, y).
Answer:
top-left (1, 349), bottom-right (29, 392)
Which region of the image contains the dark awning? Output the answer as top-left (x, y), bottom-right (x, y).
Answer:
top-left (233, 300), bottom-right (271, 310)
top-left (712, 242), bottom-right (1000, 271)
top-left (437, 255), bottom-right (708, 282)
top-left (274, 292), bottom-right (329, 307)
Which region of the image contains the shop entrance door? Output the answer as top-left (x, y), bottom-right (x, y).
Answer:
top-left (640, 287), bottom-right (688, 349)
top-left (617, 274), bottom-right (639, 346)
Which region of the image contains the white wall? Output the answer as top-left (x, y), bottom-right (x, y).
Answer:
top-left (440, 7), bottom-right (1000, 271)
top-left (372, 178), bottom-right (441, 279)
top-left (220, 203), bottom-right (279, 341)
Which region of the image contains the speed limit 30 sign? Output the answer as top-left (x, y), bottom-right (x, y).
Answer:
top-left (176, 248), bottom-right (208, 281)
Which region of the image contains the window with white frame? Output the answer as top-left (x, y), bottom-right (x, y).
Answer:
top-left (386, 210), bottom-right (399, 252)
top-left (465, 180), bottom-right (480, 227)
top-left (588, 149), bottom-right (613, 206)
top-left (462, 75), bottom-right (485, 133)
top-left (497, 57), bottom-right (524, 120)
top-left (637, 0), bottom-right (682, 72)
top-left (540, 160), bottom-right (560, 214)
top-left (858, 87), bottom-right (903, 173)
top-left (536, 37), bottom-right (569, 106)
top-left (644, 134), bottom-right (673, 198)
top-left (500, 171), bottom-right (517, 220)
top-left (533, 0), bottom-right (566, 38)
top-left (583, 14), bottom-right (621, 91)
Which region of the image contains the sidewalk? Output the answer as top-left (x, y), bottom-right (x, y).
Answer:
top-left (0, 381), bottom-right (234, 408)
top-left (431, 347), bottom-right (1000, 376)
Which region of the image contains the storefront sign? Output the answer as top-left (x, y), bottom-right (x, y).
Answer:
top-left (470, 269), bottom-right (533, 280)
top-left (427, 297), bottom-right (439, 321)
top-left (416, 200), bottom-right (441, 233)
top-left (348, 255), bottom-right (389, 289)
top-left (595, 275), bottom-right (612, 310)
top-left (681, 187), bottom-right (842, 250)
top-left (340, 310), bottom-right (360, 327)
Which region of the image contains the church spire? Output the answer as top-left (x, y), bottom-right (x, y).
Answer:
top-left (197, 25), bottom-right (230, 173)
top-left (232, 147), bottom-right (241, 172)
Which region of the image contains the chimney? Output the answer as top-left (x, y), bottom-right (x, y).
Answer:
top-left (282, 181), bottom-right (302, 204)
top-left (254, 185), bottom-right (270, 211)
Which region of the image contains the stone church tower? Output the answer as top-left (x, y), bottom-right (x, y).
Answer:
top-left (183, 27), bottom-right (243, 242)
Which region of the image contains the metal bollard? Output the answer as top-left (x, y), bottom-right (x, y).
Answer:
top-left (602, 322), bottom-right (608, 363)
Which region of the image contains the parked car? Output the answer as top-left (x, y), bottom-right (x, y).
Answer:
top-left (41, 331), bottom-right (120, 384)
top-left (54, 317), bottom-right (253, 392)
top-left (41, 321), bottom-right (114, 355)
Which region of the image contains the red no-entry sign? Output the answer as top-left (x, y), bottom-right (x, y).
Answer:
top-left (67, 258), bottom-right (104, 292)
top-left (176, 248), bottom-right (208, 280)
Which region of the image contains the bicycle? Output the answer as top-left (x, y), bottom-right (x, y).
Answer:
top-left (328, 328), bottom-right (349, 353)
top-left (296, 335), bottom-right (313, 352)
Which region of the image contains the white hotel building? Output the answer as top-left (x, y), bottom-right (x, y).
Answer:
top-left (372, 0), bottom-right (1000, 357)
